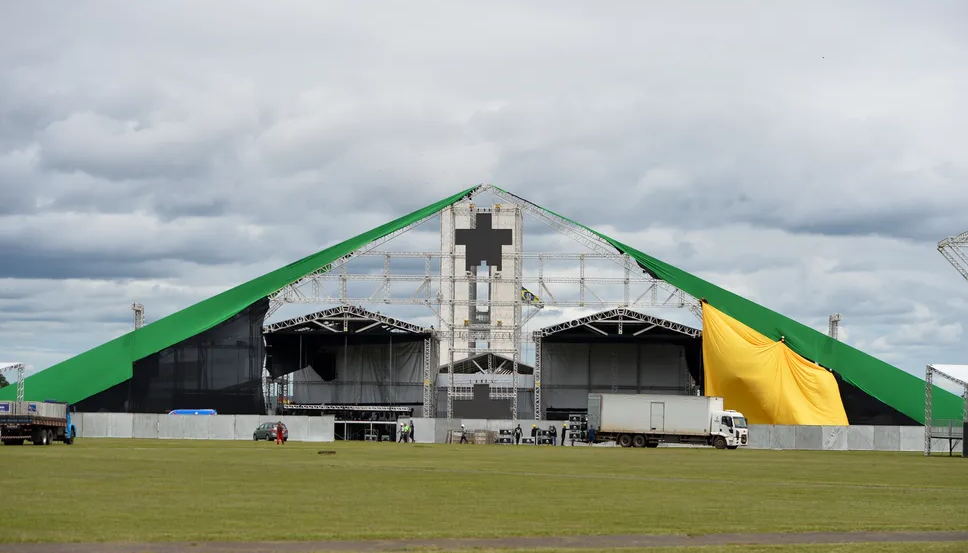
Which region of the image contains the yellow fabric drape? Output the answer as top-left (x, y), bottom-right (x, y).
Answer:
top-left (702, 302), bottom-right (848, 426)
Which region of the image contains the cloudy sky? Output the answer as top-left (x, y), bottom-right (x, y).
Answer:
top-left (1, 1), bottom-right (967, 383)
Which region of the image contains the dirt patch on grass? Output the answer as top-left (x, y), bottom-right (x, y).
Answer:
top-left (2, 531), bottom-right (967, 552)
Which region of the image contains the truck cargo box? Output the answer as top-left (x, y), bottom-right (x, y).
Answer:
top-left (589, 393), bottom-right (723, 436)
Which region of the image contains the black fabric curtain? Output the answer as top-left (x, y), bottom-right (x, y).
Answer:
top-left (76, 298), bottom-right (269, 415)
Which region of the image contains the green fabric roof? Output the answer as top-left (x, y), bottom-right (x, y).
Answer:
top-left (494, 186), bottom-right (963, 424)
top-left (0, 186), bottom-right (478, 405)
top-left (3, 184), bottom-right (960, 424)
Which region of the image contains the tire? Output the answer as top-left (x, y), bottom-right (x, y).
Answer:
top-left (253, 434), bottom-right (259, 441)
top-left (713, 436), bottom-right (727, 449)
top-left (32, 428), bottom-right (48, 446)
top-left (617, 434), bottom-right (633, 448)
top-left (632, 434), bottom-right (647, 448)
top-left (46, 429), bottom-right (54, 445)
top-left (266, 434), bottom-right (273, 441)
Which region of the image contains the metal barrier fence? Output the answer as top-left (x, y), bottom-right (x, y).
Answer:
top-left (73, 413), bottom-right (335, 442)
top-left (71, 414), bottom-right (960, 453)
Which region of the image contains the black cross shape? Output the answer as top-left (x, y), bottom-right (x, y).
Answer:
top-left (454, 213), bottom-right (513, 272)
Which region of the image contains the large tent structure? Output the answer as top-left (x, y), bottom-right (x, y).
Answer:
top-left (2, 185), bottom-right (963, 425)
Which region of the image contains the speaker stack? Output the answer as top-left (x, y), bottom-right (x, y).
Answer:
top-left (497, 428), bottom-right (513, 444)
top-left (536, 429), bottom-right (553, 445)
top-left (568, 413), bottom-right (588, 442)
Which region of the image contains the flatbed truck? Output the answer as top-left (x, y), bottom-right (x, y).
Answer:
top-left (0, 400), bottom-right (77, 446)
top-left (588, 393), bottom-right (748, 449)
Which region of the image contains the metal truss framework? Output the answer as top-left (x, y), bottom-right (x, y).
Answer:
top-left (263, 305), bottom-right (432, 335)
top-left (263, 184), bottom-right (702, 420)
top-left (0, 362), bottom-right (26, 403)
top-left (938, 231), bottom-right (968, 283)
top-left (262, 305), bottom-right (439, 417)
top-left (531, 308), bottom-right (702, 419)
top-left (924, 365), bottom-right (968, 457)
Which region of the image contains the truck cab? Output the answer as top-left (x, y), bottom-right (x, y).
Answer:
top-left (711, 409), bottom-right (748, 449)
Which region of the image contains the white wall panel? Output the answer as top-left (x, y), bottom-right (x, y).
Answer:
top-left (822, 426), bottom-right (847, 451)
top-left (847, 426), bottom-right (874, 450)
top-left (132, 414), bottom-right (159, 439)
top-left (208, 416), bottom-right (236, 440)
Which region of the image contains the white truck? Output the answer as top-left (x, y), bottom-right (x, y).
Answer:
top-left (587, 393), bottom-right (748, 449)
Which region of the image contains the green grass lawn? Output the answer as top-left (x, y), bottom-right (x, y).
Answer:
top-left (0, 439), bottom-right (965, 544)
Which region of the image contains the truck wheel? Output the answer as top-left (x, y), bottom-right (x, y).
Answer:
top-left (46, 429), bottom-right (54, 445)
top-left (713, 436), bottom-right (727, 449)
top-left (632, 434), bottom-right (646, 448)
top-left (65, 427), bottom-right (76, 445)
top-left (32, 428), bottom-right (47, 446)
top-left (617, 434), bottom-right (633, 448)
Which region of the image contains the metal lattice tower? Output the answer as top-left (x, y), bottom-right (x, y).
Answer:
top-left (828, 313), bottom-right (841, 340)
top-left (0, 362), bottom-right (26, 402)
top-left (938, 231), bottom-right (968, 282)
top-left (132, 303), bottom-right (145, 329)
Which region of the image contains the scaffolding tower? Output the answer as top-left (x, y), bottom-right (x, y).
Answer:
top-left (924, 364), bottom-right (967, 457)
top-left (132, 303), bottom-right (145, 329)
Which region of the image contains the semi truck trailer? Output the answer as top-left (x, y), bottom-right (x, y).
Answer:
top-left (587, 393), bottom-right (748, 449)
top-left (0, 400), bottom-right (77, 446)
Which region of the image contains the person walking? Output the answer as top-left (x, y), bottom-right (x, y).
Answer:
top-left (459, 424), bottom-right (468, 444)
top-left (275, 422), bottom-right (285, 445)
top-left (530, 424), bottom-right (537, 444)
top-left (513, 424), bottom-right (522, 445)
top-left (409, 420), bottom-right (415, 443)
top-left (398, 422), bottom-right (407, 442)
top-left (562, 422), bottom-right (568, 446)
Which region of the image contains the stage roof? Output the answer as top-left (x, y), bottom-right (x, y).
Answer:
top-left (263, 305), bottom-right (433, 336)
top-left (535, 308), bottom-right (701, 343)
top-left (3, 184), bottom-right (963, 424)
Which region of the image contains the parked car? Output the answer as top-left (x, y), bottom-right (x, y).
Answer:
top-left (253, 421), bottom-right (288, 442)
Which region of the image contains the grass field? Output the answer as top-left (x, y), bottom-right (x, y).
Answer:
top-left (0, 439), bottom-right (966, 548)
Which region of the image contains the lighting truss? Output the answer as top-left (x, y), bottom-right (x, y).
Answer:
top-left (531, 308), bottom-right (701, 419)
top-left (938, 231), bottom-right (968, 283)
top-left (532, 307), bottom-right (702, 338)
top-left (924, 364), bottom-right (968, 457)
top-left (0, 362), bottom-right (26, 402)
top-left (274, 260), bottom-right (693, 309)
top-left (263, 304), bottom-right (432, 335)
